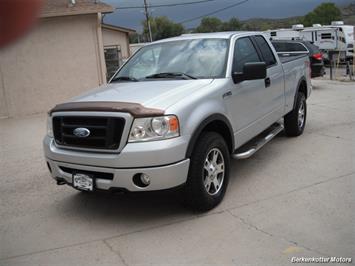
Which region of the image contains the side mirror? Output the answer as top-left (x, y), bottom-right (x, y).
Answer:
top-left (232, 62), bottom-right (267, 83)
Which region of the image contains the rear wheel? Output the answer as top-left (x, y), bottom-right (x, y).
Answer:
top-left (284, 92), bottom-right (306, 137)
top-left (183, 132), bottom-right (230, 211)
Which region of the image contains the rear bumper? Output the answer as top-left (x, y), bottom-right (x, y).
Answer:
top-left (311, 65), bottom-right (325, 78)
top-left (46, 158), bottom-right (190, 192)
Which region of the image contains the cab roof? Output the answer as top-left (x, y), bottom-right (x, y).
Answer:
top-left (152, 31), bottom-right (263, 44)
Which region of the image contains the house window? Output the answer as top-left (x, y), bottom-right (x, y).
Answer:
top-left (104, 46), bottom-right (122, 81)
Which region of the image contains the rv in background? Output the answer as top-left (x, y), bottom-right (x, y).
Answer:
top-left (301, 26), bottom-right (345, 51)
top-left (265, 28), bottom-right (301, 40)
top-left (326, 21), bottom-right (354, 62)
top-left (266, 21), bottom-right (354, 63)
top-left (300, 25), bottom-right (347, 61)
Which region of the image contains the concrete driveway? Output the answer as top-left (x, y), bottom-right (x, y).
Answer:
top-left (0, 79), bottom-right (354, 266)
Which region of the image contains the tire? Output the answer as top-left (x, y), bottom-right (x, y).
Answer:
top-left (284, 92), bottom-right (306, 137)
top-left (183, 132), bottom-right (230, 211)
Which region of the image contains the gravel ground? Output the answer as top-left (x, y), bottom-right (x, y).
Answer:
top-left (0, 79), bottom-right (354, 266)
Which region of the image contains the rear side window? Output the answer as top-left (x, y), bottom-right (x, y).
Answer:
top-left (233, 37), bottom-right (261, 73)
top-left (272, 42), bottom-right (308, 52)
top-left (254, 36), bottom-right (277, 66)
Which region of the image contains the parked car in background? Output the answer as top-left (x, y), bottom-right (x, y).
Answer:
top-left (272, 40), bottom-right (325, 78)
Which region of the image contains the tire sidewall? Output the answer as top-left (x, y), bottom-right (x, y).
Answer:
top-left (186, 132), bottom-right (230, 210)
top-left (296, 92), bottom-right (307, 134)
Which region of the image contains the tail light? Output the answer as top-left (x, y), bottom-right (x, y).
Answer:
top-left (312, 53), bottom-right (323, 61)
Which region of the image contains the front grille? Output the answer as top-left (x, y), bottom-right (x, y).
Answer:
top-left (53, 116), bottom-right (125, 150)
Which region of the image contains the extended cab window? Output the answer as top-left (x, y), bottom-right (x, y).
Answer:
top-left (233, 37), bottom-right (261, 73)
top-left (254, 36), bottom-right (277, 66)
top-left (273, 42), bottom-right (308, 52)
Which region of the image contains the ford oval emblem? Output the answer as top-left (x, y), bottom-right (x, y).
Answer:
top-left (73, 128), bottom-right (90, 138)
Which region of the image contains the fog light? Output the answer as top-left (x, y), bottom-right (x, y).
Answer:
top-left (133, 173), bottom-right (150, 188)
top-left (140, 173), bottom-right (150, 186)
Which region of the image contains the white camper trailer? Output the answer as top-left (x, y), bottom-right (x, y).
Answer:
top-left (265, 29), bottom-right (301, 40)
top-left (300, 25), bottom-right (347, 60)
top-left (300, 26), bottom-right (345, 50)
top-left (326, 21), bottom-right (354, 61)
top-left (265, 22), bottom-right (351, 62)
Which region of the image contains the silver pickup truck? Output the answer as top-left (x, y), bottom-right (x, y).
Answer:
top-left (44, 32), bottom-right (311, 211)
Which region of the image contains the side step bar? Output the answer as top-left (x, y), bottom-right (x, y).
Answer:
top-left (232, 122), bottom-right (284, 160)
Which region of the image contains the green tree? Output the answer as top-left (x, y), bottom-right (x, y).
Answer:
top-left (143, 16), bottom-right (184, 41)
top-left (194, 17), bottom-right (244, 32)
top-left (302, 3), bottom-right (341, 26)
top-left (221, 18), bottom-right (242, 31)
top-left (129, 32), bottom-right (140, 43)
top-left (195, 17), bottom-right (223, 33)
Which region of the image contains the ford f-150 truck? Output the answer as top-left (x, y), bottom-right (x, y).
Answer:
top-left (44, 32), bottom-right (311, 211)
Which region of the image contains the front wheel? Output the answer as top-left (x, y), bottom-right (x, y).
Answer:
top-left (183, 132), bottom-right (230, 211)
top-left (284, 92), bottom-right (307, 137)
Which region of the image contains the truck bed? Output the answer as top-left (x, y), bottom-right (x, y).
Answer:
top-left (279, 54), bottom-right (308, 64)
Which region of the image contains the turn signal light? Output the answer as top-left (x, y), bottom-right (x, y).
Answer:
top-left (169, 116), bottom-right (179, 132)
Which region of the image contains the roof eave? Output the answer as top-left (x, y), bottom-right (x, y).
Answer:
top-left (102, 23), bottom-right (136, 33)
top-left (40, 6), bottom-right (113, 18)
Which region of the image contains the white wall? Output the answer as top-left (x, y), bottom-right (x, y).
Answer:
top-left (102, 28), bottom-right (130, 59)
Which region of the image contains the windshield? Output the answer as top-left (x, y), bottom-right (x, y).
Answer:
top-left (112, 38), bottom-right (229, 81)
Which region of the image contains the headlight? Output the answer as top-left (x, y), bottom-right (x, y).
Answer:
top-left (47, 115), bottom-right (53, 138)
top-left (129, 115), bottom-right (179, 142)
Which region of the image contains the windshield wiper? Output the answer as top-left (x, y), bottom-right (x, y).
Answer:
top-left (145, 72), bottom-right (197, 80)
top-left (110, 76), bottom-right (138, 82)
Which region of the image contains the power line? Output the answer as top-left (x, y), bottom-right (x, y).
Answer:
top-left (115, 0), bottom-right (216, 10)
top-left (178, 0), bottom-right (249, 24)
top-left (143, 0), bottom-right (153, 42)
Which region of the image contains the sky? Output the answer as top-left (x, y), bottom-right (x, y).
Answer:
top-left (103, 0), bottom-right (353, 31)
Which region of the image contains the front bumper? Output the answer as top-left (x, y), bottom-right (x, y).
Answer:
top-left (44, 135), bottom-right (191, 191)
top-left (43, 135), bottom-right (190, 168)
top-left (46, 158), bottom-right (190, 192)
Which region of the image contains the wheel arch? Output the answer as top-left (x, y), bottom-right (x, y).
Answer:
top-left (185, 114), bottom-right (234, 158)
top-left (293, 77), bottom-right (308, 109)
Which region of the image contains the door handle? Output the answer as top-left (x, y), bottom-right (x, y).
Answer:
top-left (265, 77), bottom-right (271, 88)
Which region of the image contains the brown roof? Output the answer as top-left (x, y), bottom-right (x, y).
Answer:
top-left (41, 0), bottom-right (113, 18)
top-left (102, 23), bottom-right (136, 33)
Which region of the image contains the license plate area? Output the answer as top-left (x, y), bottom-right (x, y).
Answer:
top-left (73, 173), bottom-right (94, 191)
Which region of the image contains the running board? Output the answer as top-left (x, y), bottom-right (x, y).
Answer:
top-left (232, 123), bottom-right (284, 160)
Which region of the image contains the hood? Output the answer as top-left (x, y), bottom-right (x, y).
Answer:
top-left (70, 79), bottom-right (213, 111)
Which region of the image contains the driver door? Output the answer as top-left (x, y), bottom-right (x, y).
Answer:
top-left (226, 37), bottom-right (272, 146)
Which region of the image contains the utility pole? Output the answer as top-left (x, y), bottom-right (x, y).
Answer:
top-left (143, 0), bottom-right (153, 42)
